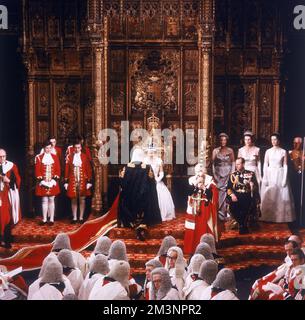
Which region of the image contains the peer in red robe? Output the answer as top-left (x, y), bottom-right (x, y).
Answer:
top-left (35, 141), bottom-right (61, 225)
top-left (0, 149), bottom-right (21, 249)
top-left (184, 174), bottom-right (219, 255)
top-left (64, 143), bottom-right (92, 223)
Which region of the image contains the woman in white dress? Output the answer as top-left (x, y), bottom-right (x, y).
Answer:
top-left (212, 133), bottom-right (235, 221)
top-left (260, 133), bottom-right (296, 223)
top-left (238, 131), bottom-right (262, 192)
top-left (144, 148), bottom-right (175, 222)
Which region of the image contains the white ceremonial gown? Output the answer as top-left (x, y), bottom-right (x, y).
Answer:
top-left (145, 156), bottom-right (175, 222)
top-left (261, 147), bottom-right (296, 223)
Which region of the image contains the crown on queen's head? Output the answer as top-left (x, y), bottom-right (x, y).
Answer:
top-left (147, 113), bottom-right (160, 132)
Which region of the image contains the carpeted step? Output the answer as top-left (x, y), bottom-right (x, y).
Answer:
top-left (11, 218), bottom-right (83, 243)
top-left (109, 227), bottom-right (185, 240)
top-left (218, 245), bottom-right (285, 264)
top-left (111, 238), bottom-right (184, 254)
top-left (226, 259), bottom-right (284, 271)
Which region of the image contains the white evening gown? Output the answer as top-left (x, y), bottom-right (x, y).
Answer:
top-left (145, 157), bottom-right (175, 222)
top-left (260, 147), bottom-right (296, 223)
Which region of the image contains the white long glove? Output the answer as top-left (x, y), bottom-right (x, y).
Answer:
top-left (86, 183), bottom-right (93, 190)
top-left (64, 183), bottom-right (68, 190)
top-left (262, 152), bottom-right (269, 187)
top-left (282, 164), bottom-right (288, 188)
top-left (155, 171), bottom-right (164, 183)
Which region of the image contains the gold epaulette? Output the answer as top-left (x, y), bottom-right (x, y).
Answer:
top-left (227, 189), bottom-right (233, 196)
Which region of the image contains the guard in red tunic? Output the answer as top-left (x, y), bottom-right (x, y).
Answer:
top-left (40, 136), bottom-right (63, 164)
top-left (65, 135), bottom-right (92, 163)
top-left (184, 165), bottom-right (219, 255)
top-left (64, 142), bottom-right (92, 223)
top-left (0, 149), bottom-right (21, 249)
top-left (35, 141), bottom-right (61, 226)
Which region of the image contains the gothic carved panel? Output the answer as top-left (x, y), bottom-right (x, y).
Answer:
top-left (244, 50), bottom-right (258, 74)
top-left (259, 83), bottom-right (273, 117)
top-left (214, 83), bottom-right (225, 119)
top-left (35, 50), bottom-right (49, 69)
top-left (228, 50), bottom-right (243, 74)
top-left (83, 83), bottom-right (94, 140)
top-left (182, 1), bottom-right (199, 40)
top-left (110, 50), bottom-right (126, 75)
top-left (30, 1), bottom-right (44, 40)
top-left (129, 50), bottom-right (180, 114)
top-left (105, 1), bottom-right (125, 39)
top-left (213, 82), bottom-right (226, 136)
top-left (214, 50), bottom-right (226, 75)
top-left (46, 2), bottom-right (60, 41)
top-left (143, 1), bottom-right (162, 39)
top-left (261, 2), bottom-right (276, 46)
top-left (163, 1), bottom-right (180, 39)
top-left (110, 82), bottom-right (125, 116)
top-left (37, 82), bottom-right (50, 117)
top-left (55, 83), bottom-right (80, 144)
top-left (215, 0), bottom-right (227, 45)
top-left (64, 50), bottom-right (80, 70)
top-left (229, 83), bottom-right (256, 144)
top-left (37, 121), bottom-right (49, 144)
top-left (50, 51), bottom-right (65, 70)
top-left (245, 0), bottom-right (259, 47)
top-left (184, 50), bottom-right (199, 75)
top-left (63, 1), bottom-right (77, 39)
top-left (230, 0), bottom-right (244, 46)
top-left (184, 82), bottom-right (198, 116)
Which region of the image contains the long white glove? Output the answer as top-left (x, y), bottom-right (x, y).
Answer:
top-left (262, 152), bottom-right (269, 187)
top-left (64, 183), bottom-right (68, 190)
top-left (86, 183), bottom-right (93, 190)
top-left (282, 164), bottom-right (288, 188)
top-left (155, 172), bottom-right (164, 183)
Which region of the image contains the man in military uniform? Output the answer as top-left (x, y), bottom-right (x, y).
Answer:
top-left (289, 137), bottom-right (305, 228)
top-left (118, 148), bottom-right (161, 241)
top-left (227, 157), bottom-right (260, 235)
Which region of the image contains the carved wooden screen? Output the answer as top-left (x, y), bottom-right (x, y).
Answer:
top-left (105, 0), bottom-right (201, 208)
top-left (213, 0), bottom-right (283, 146)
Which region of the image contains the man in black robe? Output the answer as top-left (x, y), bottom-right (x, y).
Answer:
top-left (118, 148), bottom-right (161, 240)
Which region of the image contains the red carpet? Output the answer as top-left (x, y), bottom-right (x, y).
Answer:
top-left (0, 196), bottom-right (119, 271)
top-left (1, 197), bottom-right (305, 275)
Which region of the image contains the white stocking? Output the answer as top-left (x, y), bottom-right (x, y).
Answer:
top-left (48, 196), bottom-right (55, 222)
top-left (71, 198), bottom-right (78, 221)
top-left (79, 197), bottom-right (86, 220)
top-left (42, 197), bottom-right (48, 222)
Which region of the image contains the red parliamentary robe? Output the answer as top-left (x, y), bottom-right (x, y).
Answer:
top-left (65, 152), bottom-right (92, 198)
top-left (0, 161), bottom-right (21, 235)
top-left (35, 153), bottom-right (61, 197)
top-left (184, 175), bottom-right (219, 255)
